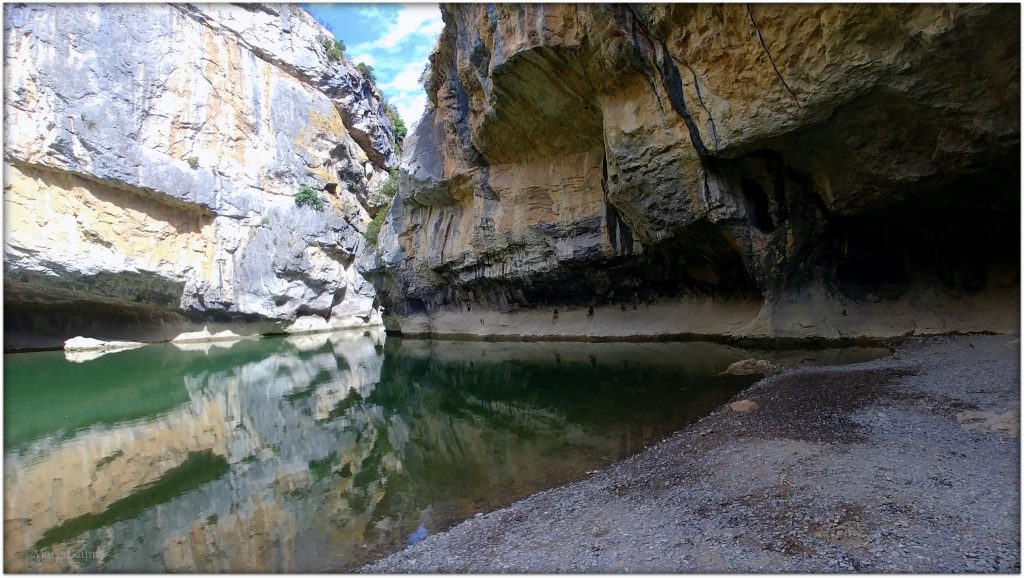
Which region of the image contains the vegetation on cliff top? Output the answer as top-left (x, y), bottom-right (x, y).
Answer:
top-left (310, 10), bottom-right (407, 153)
top-left (356, 62), bottom-right (376, 84)
top-left (385, 102), bottom-right (407, 146)
top-left (321, 37), bottom-right (346, 61)
top-left (354, 62), bottom-right (405, 149)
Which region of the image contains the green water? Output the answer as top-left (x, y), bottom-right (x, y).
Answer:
top-left (3, 329), bottom-right (883, 571)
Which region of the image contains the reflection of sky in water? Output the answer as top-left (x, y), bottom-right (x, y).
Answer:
top-left (406, 523), bottom-right (428, 545)
top-left (4, 330), bottom-right (885, 572)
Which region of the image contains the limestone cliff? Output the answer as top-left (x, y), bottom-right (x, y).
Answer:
top-left (367, 4), bottom-right (1020, 339)
top-left (3, 3), bottom-right (397, 350)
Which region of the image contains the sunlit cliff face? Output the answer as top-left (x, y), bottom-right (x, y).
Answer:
top-left (3, 3), bottom-right (399, 349)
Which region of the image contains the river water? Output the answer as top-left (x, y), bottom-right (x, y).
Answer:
top-left (3, 328), bottom-right (883, 571)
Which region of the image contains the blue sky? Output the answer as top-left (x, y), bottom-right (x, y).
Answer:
top-left (303, 4), bottom-right (443, 126)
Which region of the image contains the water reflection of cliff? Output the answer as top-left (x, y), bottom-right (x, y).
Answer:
top-left (4, 331), bottom-right (757, 572)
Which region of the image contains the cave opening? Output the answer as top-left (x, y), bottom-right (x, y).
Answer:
top-left (820, 169), bottom-right (1019, 303)
top-left (741, 178), bottom-right (776, 233)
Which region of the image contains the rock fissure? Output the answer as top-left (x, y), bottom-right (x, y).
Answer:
top-left (624, 4), bottom-right (719, 216)
top-left (626, 5), bottom-right (710, 162)
top-left (745, 3), bottom-right (803, 109)
top-left (602, 152), bottom-right (638, 257)
top-left (672, 54), bottom-right (720, 151)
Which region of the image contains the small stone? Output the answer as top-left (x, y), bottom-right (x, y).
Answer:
top-left (730, 400), bottom-right (760, 412)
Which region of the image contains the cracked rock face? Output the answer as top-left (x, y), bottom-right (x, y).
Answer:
top-left (3, 3), bottom-right (396, 349)
top-left (366, 3), bottom-right (1020, 340)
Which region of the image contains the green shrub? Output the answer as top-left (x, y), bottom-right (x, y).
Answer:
top-left (321, 37), bottom-right (345, 61)
top-left (381, 170), bottom-right (398, 199)
top-left (295, 185), bottom-right (326, 211)
top-left (186, 156), bottom-right (199, 170)
top-left (365, 201), bottom-right (391, 245)
top-left (384, 102), bottom-right (406, 146)
top-left (308, 452), bottom-right (339, 481)
top-left (367, 170), bottom-right (398, 207)
top-left (356, 62), bottom-right (376, 84)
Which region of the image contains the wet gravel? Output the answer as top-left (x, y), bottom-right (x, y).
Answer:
top-left (363, 334), bottom-right (1020, 573)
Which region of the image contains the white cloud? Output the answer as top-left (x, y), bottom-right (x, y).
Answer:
top-left (345, 4), bottom-right (442, 125)
top-left (380, 62), bottom-right (424, 93)
top-left (373, 5), bottom-right (443, 51)
top-left (349, 53), bottom-right (374, 67)
top-left (391, 93), bottom-right (427, 127)
top-left (356, 5), bottom-right (385, 21)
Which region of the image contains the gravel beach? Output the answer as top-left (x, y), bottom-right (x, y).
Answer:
top-left (363, 334), bottom-right (1020, 573)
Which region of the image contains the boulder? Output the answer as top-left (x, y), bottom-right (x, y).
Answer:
top-left (729, 400), bottom-right (760, 412)
top-left (721, 359), bottom-right (780, 376)
top-left (64, 336), bottom-right (146, 352)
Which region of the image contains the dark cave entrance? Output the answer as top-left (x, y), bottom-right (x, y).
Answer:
top-left (820, 170), bottom-right (1019, 303)
top-left (741, 178), bottom-right (776, 233)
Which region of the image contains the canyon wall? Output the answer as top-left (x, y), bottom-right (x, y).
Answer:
top-left (366, 3), bottom-right (1020, 340)
top-left (4, 3), bottom-right (396, 350)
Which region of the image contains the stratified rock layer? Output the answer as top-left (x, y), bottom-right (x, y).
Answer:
top-left (367, 4), bottom-right (1020, 339)
top-left (4, 3), bottom-right (396, 349)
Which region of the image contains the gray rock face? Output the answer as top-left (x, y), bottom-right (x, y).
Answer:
top-left (175, 3), bottom-right (399, 168)
top-left (319, 64), bottom-right (401, 170)
top-left (3, 3), bottom-right (396, 349)
top-left (366, 4), bottom-right (1020, 340)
